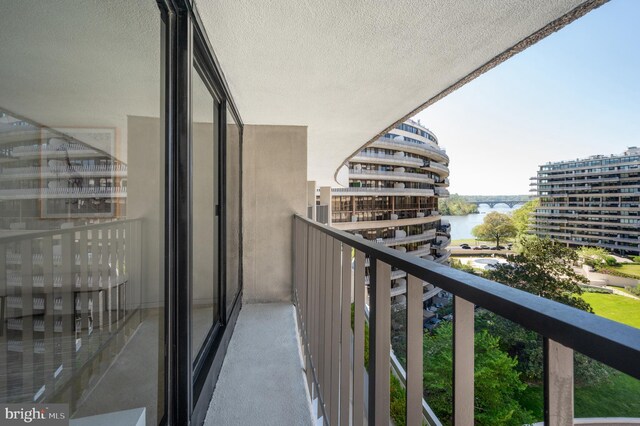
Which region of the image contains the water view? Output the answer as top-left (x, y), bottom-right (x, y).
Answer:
top-left (443, 204), bottom-right (524, 241)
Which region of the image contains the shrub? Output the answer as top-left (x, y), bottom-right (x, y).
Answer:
top-left (625, 286), bottom-right (640, 297)
top-left (633, 256), bottom-right (640, 263)
top-left (605, 256), bottom-right (618, 267)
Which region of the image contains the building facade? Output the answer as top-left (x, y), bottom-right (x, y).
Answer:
top-left (331, 119), bottom-right (451, 304)
top-left (531, 147), bottom-right (640, 256)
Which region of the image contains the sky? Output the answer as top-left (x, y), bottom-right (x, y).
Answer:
top-left (415, 0), bottom-right (640, 196)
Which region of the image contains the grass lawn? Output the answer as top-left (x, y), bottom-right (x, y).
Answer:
top-left (581, 293), bottom-right (640, 329)
top-left (616, 263), bottom-right (640, 279)
top-left (517, 293), bottom-right (640, 421)
top-left (520, 374), bottom-right (640, 421)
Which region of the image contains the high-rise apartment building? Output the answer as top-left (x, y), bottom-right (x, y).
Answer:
top-left (531, 147), bottom-right (640, 256)
top-left (331, 119), bottom-right (451, 304)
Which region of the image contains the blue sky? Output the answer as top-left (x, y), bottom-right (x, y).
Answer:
top-left (415, 0), bottom-right (640, 196)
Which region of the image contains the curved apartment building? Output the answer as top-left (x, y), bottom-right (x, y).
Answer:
top-left (331, 119), bottom-right (451, 304)
top-left (531, 147), bottom-right (640, 256)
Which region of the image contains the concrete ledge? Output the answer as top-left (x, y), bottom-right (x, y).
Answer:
top-left (204, 303), bottom-right (313, 426)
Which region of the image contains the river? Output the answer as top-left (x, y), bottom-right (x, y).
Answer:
top-left (442, 204), bottom-right (523, 241)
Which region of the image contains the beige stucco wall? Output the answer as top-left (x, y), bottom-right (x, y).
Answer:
top-left (242, 125), bottom-right (307, 303)
top-left (127, 116), bottom-right (164, 309)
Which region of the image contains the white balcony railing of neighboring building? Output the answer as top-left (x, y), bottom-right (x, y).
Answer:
top-left (330, 187), bottom-right (435, 197)
top-left (0, 187), bottom-right (127, 200)
top-left (351, 151), bottom-right (425, 167)
top-left (348, 169), bottom-right (435, 184)
top-left (371, 137), bottom-right (449, 163)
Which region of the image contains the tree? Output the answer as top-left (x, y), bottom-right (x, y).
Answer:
top-left (439, 194), bottom-right (478, 215)
top-left (511, 198), bottom-right (539, 237)
top-left (486, 236), bottom-right (592, 312)
top-left (471, 211), bottom-right (516, 248)
top-left (577, 246), bottom-right (611, 268)
top-left (423, 323), bottom-right (534, 425)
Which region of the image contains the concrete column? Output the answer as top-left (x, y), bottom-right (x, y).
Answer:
top-left (243, 125), bottom-right (307, 303)
top-left (307, 181), bottom-right (316, 221)
top-left (319, 186), bottom-right (332, 226)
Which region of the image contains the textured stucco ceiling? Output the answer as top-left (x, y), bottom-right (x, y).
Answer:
top-left (0, 0), bottom-right (602, 183)
top-left (197, 0), bottom-right (601, 185)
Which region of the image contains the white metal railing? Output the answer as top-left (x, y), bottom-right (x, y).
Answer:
top-left (381, 229), bottom-right (436, 246)
top-left (1, 164), bottom-right (127, 177)
top-left (330, 187), bottom-right (434, 196)
top-left (348, 168), bottom-right (435, 184)
top-left (11, 143), bottom-right (96, 155)
top-left (0, 187), bottom-right (127, 199)
top-left (372, 137), bottom-right (449, 162)
top-left (351, 151), bottom-right (424, 167)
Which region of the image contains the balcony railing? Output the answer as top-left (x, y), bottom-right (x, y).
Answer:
top-left (0, 187), bottom-right (127, 200)
top-left (351, 152), bottom-right (424, 168)
top-left (348, 168), bottom-right (435, 184)
top-left (330, 186), bottom-right (435, 197)
top-left (292, 214), bottom-right (640, 425)
top-left (0, 220), bottom-right (142, 403)
top-left (371, 137), bottom-right (449, 163)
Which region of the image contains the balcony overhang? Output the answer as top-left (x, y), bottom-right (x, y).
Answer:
top-left (198, 0), bottom-right (606, 185)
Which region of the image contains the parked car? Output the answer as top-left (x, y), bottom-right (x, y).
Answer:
top-left (480, 245), bottom-right (490, 249)
top-left (461, 246), bottom-right (471, 250)
top-left (472, 246), bottom-right (483, 250)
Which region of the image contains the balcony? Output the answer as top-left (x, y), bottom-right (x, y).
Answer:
top-left (351, 151), bottom-right (425, 168)
top-left (0, 187), bottom-right (127, 200)
top-left (330, 186), bottom-right (434, 197)
top-left (348, 168), bottom-right (435, 184)
top-left (371, 137), bottom-right (449, 163)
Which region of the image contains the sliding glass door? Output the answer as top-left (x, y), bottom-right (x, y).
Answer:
top-left (191, 63), bottom-right (222, 366)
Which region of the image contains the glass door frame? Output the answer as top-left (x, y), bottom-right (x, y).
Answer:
top-left (158, 0), bottom-right (244, 424)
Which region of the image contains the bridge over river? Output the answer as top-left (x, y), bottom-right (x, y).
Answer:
top-left (460, 195), bottom-right (531, 208)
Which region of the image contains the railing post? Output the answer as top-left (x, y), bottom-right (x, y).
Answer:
top-left (340, 243), bottom-right (352, 426)
top-left (453, 296), bottom-right (474, 426)
top-left (353, 250), bottom-right (366, 426)
top-left (329, 238), bottom-right (341, 425)
top-left (369, 259), bottom-right (390, 425)
top-left (305, 224), bottom-right (314, 399)
top-left (406, 275), bottom-right (423, 425)
top-left (323, 235), bottom-right (333, 420)
top-left (544, 338), bottom-right (574, 426)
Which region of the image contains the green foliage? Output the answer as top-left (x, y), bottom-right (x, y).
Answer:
top-left (449, 258), bottom-right (479, 275)
top-left (471, 211), bottom-right (517, 248)
top-left (511, 198), bottom-right (539, 237)
top-left (351, 304), bottom-right (406, 426)
top-left (486, 236), bottom-right (592, 312)
top-left (439, 194), bottom-right (478, 216)
top-left (605, 256), bottom-right (618, 266)
top-left (475, 310), bottom-right (614, 387)
top-left (423, 323), bottom-right (534, 425)
top-left (580, 286), bottom-right (613, 294)
top-left (625, 285), bottom-right (640, 297)
top-left (577, 246), bottom-right (611, 267)
top-left (633, 256), bottom-right (640, 263)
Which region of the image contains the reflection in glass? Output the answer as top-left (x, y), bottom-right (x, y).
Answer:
top-left (191, 65), bottom-right (220, 362)
top-left (0, 2), bottom-right (164, 424)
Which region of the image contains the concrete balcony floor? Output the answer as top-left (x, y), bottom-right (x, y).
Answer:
top-left (205, 303), bottom-right (313, 426)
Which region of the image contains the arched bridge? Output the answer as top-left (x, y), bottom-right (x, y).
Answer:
top-left (461, 195), bottom-right (531, 208)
